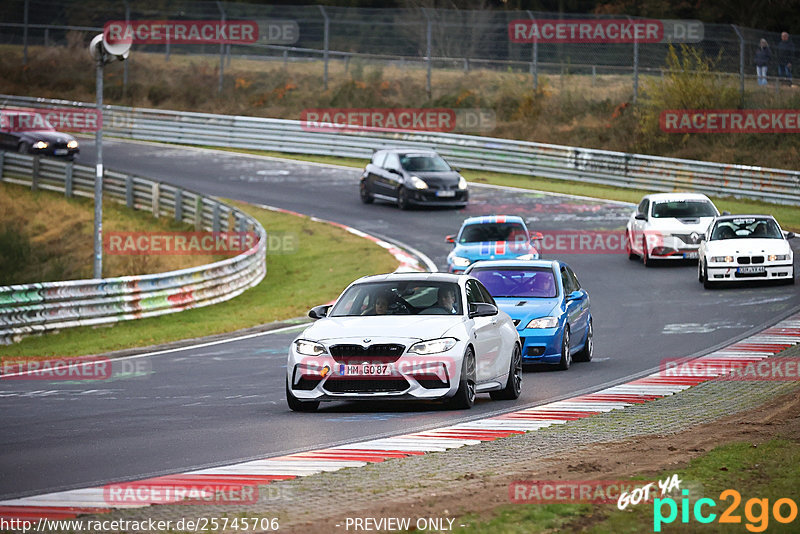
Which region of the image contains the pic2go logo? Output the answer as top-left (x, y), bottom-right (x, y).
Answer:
top-left (654, 489), bottom-right (798, 532)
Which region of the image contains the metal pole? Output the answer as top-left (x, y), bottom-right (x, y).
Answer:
top-left (318, 6), bottom-right (329, 90)
top-left (526, 10), bottom-right (538, 90)
top-left (23, 0), bottom-right (29, 65)
top-left (94, 57), bottom-right (104, 279)
top-left (424, 9), bottom-right (432, 99)
top-left (731, 25), bottom-right (745, 101)
top-left (123, 1), bottom-right (129, 98)
top-left (217, 1), bottom-right (225, 94)
top-left (628, 16), bottom-right (639, 106)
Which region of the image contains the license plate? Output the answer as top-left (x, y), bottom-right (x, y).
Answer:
top-left (436, 190), bottom-right (456, 197)
top-left (337, 364), bottom-right (393, 376)
top-left (737, 266), bottom-right (765, 274)
top-left (683, 252), bottom-right (699, 259)
top-left (54, 148), bottom-right (68, 155)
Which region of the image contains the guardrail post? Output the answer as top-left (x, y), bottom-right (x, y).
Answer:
top-left (212, 204), bottom-right (221, 232)
top-left (195, 196), bottom-right (203, 231)
top-left (31, 156), bottom-right (40, 191)
top-left (152, 182), bottom-right (160, 218)
top-left (0, 152), bottom-right (4, 182)
top-left (65, 161), bottom-right (73, 198)
top-left (126, 175), bottom-right (134, 208)
top-left (174, 189), bottom-right (183, 222)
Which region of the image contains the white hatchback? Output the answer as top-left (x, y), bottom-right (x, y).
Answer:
top-left (698, 215), bottom-right (795, 288)
top-left (286, 272), bottom-right (522, 411)
top-left (626, 193), bottom-right (720, 266)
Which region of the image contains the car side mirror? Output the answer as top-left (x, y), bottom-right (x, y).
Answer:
top-left (530, 231), bottom-right (544, 243)
top-left (786, 232), bottom-right (796, 239)
top-left (566, 290), bottom-right (583, 302)
top-left (722, 211), bottom-right (731, 216)
top-left (445, 235), bottom-right (455, 244)
top-left (634, 213), bottom-right (647, 221)
top-left (308, 304), bottom-right (331, 320)
top-left (387, 168), bottom-right (402, 175)
top-left (452, 167), bottom-right (461, 173)
top-left (469, 302), bottom-right (497, 318)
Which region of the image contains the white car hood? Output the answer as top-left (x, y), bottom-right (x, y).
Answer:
top-left (705, 238), bottom-right (792, 256)
top-left (303, 315), bottom-right (465, 342)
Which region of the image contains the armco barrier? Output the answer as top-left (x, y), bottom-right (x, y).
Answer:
top-left (0, 151), bottom-right (267, 345)
top-left (2, 94), bottom-right (799, 205)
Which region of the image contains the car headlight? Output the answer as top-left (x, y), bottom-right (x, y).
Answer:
top-left (525, 316), bottom-right (559, 329)
top-left (409, 176), bottom-right (428, 190)
top-left (451, 256), bottom-right (471, 267)
top-left (67, 140), bottom-right (78, 149)
top-left (457, 176), bottom-right (468, 190)
top-left (768, 254), bottom-right (789, 261)
top-left (710, 256), bottom-right (734, 263)
top-left (408, 338), bottom-right (457, 355)
top-left (294, 339), bottom-right (327, 356)
top-left (33, 141), bottom-right (48, 149)
top-left (516, 253), bottom-right (537, 260)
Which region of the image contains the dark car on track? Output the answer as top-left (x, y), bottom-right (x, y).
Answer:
top-left (0, 110), bottom-right (79, 160)
top-left (359, 148), bottom-right (468, 209)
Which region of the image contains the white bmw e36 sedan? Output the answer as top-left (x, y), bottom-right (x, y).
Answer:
top-left (286, 272), bottom-right (522, 411)
top-left (698, 215), bottom-right (795, 289)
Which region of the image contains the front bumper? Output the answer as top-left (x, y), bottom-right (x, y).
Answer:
top-left (518, 326), bottom-right (564, 364)
top-left (287, 347), bottom-right (464, 402)
top-left (408, 188), bottom-right (468, 207)
top-left (706, 263), bottom-right (794, 282)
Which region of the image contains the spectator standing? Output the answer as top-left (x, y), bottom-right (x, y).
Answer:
top-left (754, 39), bottom-right (771, 86)
top-left (776, 32), bottom-right (795, 86)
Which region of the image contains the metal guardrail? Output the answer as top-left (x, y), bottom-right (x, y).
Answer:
top-left (2, 94), bottom-right (797, 206)
top-left (0, 150), bottom-right (267, 345)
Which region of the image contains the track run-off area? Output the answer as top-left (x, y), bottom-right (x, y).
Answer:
top-left (2, 139), bottom-right (799, 500)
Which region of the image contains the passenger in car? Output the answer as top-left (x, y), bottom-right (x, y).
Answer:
top-left (428, 286), bottom-right (458, 314)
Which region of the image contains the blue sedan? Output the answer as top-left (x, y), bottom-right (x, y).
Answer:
top-left (446, 215), bottom-right (541, 273)
top-left (465, 259), bottom-right (592, 370)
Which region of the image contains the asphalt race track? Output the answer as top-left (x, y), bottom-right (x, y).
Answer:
top-left (1, 140), bottom-right (798, 499)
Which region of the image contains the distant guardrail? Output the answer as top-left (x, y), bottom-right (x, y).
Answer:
top-left (2, 94), bottom-right (797, 206)
top-left (0, 150), bottom-right (266, 345)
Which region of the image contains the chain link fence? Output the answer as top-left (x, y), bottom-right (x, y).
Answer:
top-left (1, 1), bottom-right (796, 99)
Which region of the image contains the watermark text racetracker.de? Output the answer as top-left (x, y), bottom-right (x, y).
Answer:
top-left (102, 231), bottom-right (296, 256)
top-left (661, 357), bottom-right (800, 381)
top-left (104, 20), bottom-right (259, 44)
top-left (660, 110), bottom-right (800, 133)
top-left (0, 107), bottom-right (101, 132)
top-left (300, 108), bottom-right (496, 133)
top-left (508, 19), bottom-right (703, 43)
top-left (1, 356), bottom-right (151, 381)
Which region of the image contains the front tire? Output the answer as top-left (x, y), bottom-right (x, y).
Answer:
top-left (574, 319), bottom-right (593, 362)
top-left (626, 231), bottom-right (637, 261)
top-left (557, 327), bottom-right (571, 370)
top-left (286, 382), bottom-right (319, 412)
top-left (397, 186), bottom-right (410, 210)
top-left (491, 344), bottom-right (522, 400)
top-left (448, 348), bottom-right (476, 409)
top-left (642, 238), bottom-right (653, 267)
top-left (359, 180), bottom-right (374, 204)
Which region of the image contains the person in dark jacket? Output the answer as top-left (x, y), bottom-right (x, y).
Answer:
top-left (776, 32), bottom-right (795, 86)
top-left (754, 39), bottom-right (771, 85)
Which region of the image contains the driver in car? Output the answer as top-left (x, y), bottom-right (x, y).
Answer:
top-left (427, 286), bottom-right (458, 314)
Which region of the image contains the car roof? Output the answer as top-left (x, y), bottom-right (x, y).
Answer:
top-left (468, 259), bottom-right (558, 270)
top-left (644, 192), bottom-right (713, 202)
top-left (375, 148), bottom-right (439, 155)
top-left (353, 272), bottom-right (466, 284)
top-left (461, 215), bottom-right (526, 226)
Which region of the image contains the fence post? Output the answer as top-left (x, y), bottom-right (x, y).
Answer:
top-left (526, 11), bottom-right (538, 90)
top-left (216, 1), bottom-right (226, 94)
top-left (212, 204), bottom-right (221, 232)
top-left (731, 25), bottom-right (745, 103)
top-left (65, 161), bottom-right (73, 198)
top-left (174, 188), bottom-right (183, 222)
top-left (126, 175), bottom-right (133, 208)
top-left (628, 16), bottom-right (639, 106)
top-left (23, 0), bottom-right (29, 66)
top-left (318, 5), bottom-right (330, 90)
top-left (31, 156), bottom-right (40, 191)
top-left (152, 182), bottom-right (160, 217)
top-left (423, 8), bottom-right (432, 99)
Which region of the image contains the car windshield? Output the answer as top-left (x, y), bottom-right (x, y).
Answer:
top-left (399, 154), bottom-right (451, 172)
top-left (651, 200), bottom-right (717, 218)
top-left (710, 218), bottom-right (783, 240)
top-left (459, 223), bottom-right (527, 243)
top-left (1, 111), bottom-right (55, 132)
top-left (470, 267), bottom-right (557, 298)
top-left (329, 280), bottom-right (463, 316)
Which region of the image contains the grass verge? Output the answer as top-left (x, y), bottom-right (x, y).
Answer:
top-left (454, 438), bottom-right (800, 533)
top-left (196, 146), bottom-right (800, 232)
top-left (0, 199), bottom-right (398, 359)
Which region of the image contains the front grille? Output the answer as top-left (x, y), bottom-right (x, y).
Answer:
top-left (329, 344), bottom-right (405, 363)
top-left (673, 233), bottom-right (702, 245)
top-left (735, 271), bottom-right (767, 278)
top-left (737, 257), bottom-right (750, 264)
top-left (324, 378), bottom-right (410, 393)
top-left (751, 256), bottom-right (764, 264)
